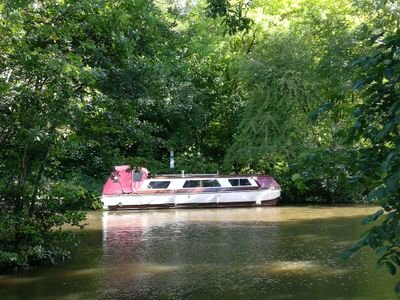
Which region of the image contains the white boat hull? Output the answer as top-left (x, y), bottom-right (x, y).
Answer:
top-left (102, 189), bottom-right (281, 210)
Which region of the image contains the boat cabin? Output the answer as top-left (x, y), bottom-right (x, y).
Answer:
top-left (103, 166), bottom-right (279, 196)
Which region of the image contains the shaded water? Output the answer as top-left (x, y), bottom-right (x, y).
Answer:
top-left (0, 206), bottom-right (396, 299)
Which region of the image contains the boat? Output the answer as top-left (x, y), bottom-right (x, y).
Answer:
top-left (101, 165), bottom-right (281, 210)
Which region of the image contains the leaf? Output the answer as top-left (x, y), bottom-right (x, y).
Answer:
top-left (386, 261), bottom-right (397, 275)
top-left (377, 121), bottom-right (394, 140)
top-left (341, 249), bottom-right (355, 260)
top-left (391, 255), bottom-right (400, 266)
top-left (352, 79), bottom-right (365, 90)
top-left (394, 282), bottom-right (400, 294)
top-left (368, 234), bottom-right (378, 248)
top-left (381, 151), bottom-right (397, 173)
top-left (309, 111), bottom-right (318, 121)
top-left (341, 239), bottom-right (366, 260)
top-left (385, 171), bottom-right (400, 192)
top-left (375, 245), bottom-right (390, 255)
top-left (376, 226), bottom-right (390, 240)
top-left (291, 173), bottom-right (302, 181)
top-left (367, 186), bottom-right (387, 202)
top-left (352, 108), bottom-right (362, 117)
top-left (362, 209), bottom-right (384, 225)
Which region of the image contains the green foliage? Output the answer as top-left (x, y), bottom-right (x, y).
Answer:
top-left (128, 156), bottom-right (170, 176)
top-left (1, 2), bottom-right (400, 294)
top-left (49, 181), bottom-right (100, 211)
top-left (0, 208), bottom-right (85, 269)
top-left (175, 148), bottom-right (220, 174)
top-left (223, 0), bottom-right (363, 202)
top-left (342, 29), bottom-right (400, 294)
top-left (206, 0), bottom-right (253, 35)
top-left (289, 149), bottom-right (370, 203)
top-left (225, 29), bottom-right (320, 163)
top-left (0, 0), bottom-right (176, 269)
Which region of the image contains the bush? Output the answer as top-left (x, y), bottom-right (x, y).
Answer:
top-left (0, 207), bottom-right (85, 270)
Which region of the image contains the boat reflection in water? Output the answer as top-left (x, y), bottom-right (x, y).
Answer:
top-left (100, 208), bottom-right (286, 299)
top-left (99, 207), bottom-right (396, 300)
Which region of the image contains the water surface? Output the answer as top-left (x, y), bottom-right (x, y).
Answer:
top-left (0, 206), bottom-right (396, 299)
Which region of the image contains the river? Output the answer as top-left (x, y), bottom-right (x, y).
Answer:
top-left (0, 206), bottom-right (396, 299)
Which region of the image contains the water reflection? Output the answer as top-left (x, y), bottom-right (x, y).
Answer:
top-left (98, 206), bottom-right (393, 300)
top-left (246, 260), bottom-right (351, 276)
top-left (0, 206), bottom-right (397, 300)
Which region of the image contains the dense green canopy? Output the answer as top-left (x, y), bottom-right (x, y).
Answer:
top-left (0, 0), bottom-right (400, 295)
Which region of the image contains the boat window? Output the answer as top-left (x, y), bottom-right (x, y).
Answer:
top-left (239, 179), bottom-right (251, 186)
top-left (147, 181), bottom-right (170, 189)
top-left (183, 180), bottom-right (201, 188)
top-left (228, 179), bottom-right (252, 187)
top-left (133, 172), bottom-right (142, 182)
top-left (202, 180), bottom-right (221, 187)
top-left (228, 179), bottom-right (239, 186)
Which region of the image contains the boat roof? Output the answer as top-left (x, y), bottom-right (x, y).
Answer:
top-left (154, 174), bottom-right (263, 179)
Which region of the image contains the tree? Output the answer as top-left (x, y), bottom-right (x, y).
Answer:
top-left (221, 0), bottom-right (365, 202)
top-left (343, 29), bottom-right (400, 294)
top-left (0, 0), bottom-right (177, 268)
